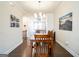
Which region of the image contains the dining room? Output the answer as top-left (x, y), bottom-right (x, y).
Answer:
top-left (0, 1), bottom-right (79, 57)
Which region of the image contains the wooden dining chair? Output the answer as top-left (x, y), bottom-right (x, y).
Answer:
top-left (32, 35), bottom-right (52, 57)
top-left (48, 31), bottom-right (55, 56)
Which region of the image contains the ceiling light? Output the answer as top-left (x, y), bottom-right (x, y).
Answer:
top-left (34, 13), bottom-right (37, 18)
top-left (39, 12), bottom-right (42, 17)
top-left (9, 2), bottom-right (13, 5)
top-left (43, 14), bottom-right (46, 18)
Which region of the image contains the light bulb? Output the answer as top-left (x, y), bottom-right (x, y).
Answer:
top-left (39, 12), bottom-right (42, 16)
top-left (43, 14), bottom-right (46, 18)
top-left (34, 13), bottom-right (37, 18)
top-left (9, 2), bottom-right (13, 5)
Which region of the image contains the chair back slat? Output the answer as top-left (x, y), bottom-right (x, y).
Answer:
top-left (33, 35), bottom-right (51, 57)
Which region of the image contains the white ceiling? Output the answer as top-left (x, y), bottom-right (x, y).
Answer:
top-left (15, 1), bottom-right (61, 13)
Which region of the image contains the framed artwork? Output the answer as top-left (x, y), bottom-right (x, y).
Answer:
top-left (16, 19), bottom-right (19, 22)
top-left (16, 23), bottom-right (19, 27)
top-left (10, 14), bottom-right (20, 28)
top-left (59, 12), bottom-right (72, 31)
top-left (11, 23), bottom-right (15, 27)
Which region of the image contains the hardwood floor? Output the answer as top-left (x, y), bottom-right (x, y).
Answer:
top-left (53, 42), bottom-right (73, 57)
top-left (8, 39), bottom-right (32, 57)
top-left (8, 39), bottom-right (73, 57)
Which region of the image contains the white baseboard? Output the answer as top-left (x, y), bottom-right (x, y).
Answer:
top-left (4, 40), bottom-right (23, 54)
top-left (56, 40), bottom-right (79, 57)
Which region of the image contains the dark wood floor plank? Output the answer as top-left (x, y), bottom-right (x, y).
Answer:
top-left (8, 39), bottom-right (73, 57)
top-left (53, 42), bottom-right (73, 57)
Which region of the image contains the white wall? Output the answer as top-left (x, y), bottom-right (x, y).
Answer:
top-left (46, 13), bottom-right (54, 31)
top-left (0, 2), bottom-right (24, 54)
top-left (54, 2), bottom-right (79, 56)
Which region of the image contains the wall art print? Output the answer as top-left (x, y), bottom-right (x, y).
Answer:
top-left (59, 12), bottom-right (72, 31)
top-left (10, 14), bottom-right (20, 28)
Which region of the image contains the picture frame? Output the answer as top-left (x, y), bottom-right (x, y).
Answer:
top-left (59, 12), bottom-right (72, 31)
top-left (10, 14), bottom-right (20, 28)
top-left (10, 23), bottom-right (15, 27)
